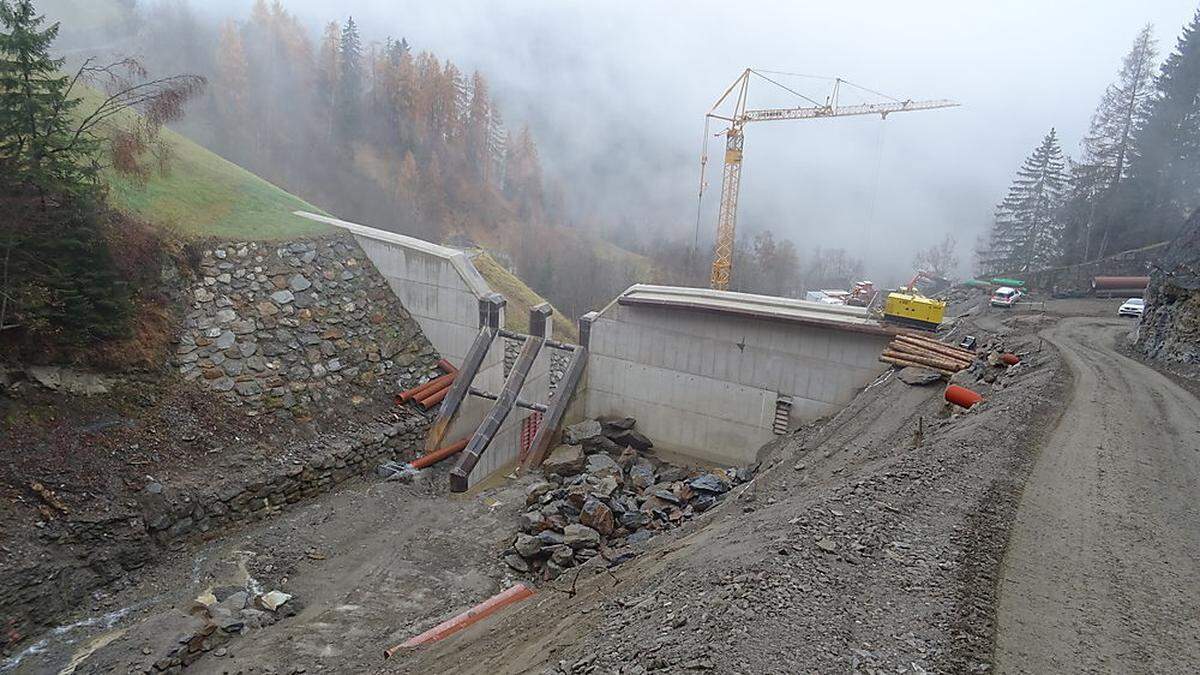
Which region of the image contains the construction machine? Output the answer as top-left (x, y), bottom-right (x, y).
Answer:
top-left (697, 69), bottom-right (958, 290)
top-left (883, 271), bottom-right (948, 331)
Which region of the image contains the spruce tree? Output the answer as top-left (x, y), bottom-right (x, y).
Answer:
top-left (0, 0), bottom-right (98, 198)
top-left (1123, 10), bottom-right (1200, 248)
top-left (981, 129), bottom-right (1068, 273)
top-left (335, 17), bottom-right (362, 140)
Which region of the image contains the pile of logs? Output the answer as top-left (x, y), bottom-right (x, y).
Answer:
top-left (396, 359), bottom-right (459, 410)
top-left (879, 331), bottom-right (976, 376)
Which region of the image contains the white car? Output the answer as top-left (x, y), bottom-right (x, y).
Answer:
top-left (990, 286), bottom-right (1022, 308)
top-left (1118, 297), bottom-right (1145, 318)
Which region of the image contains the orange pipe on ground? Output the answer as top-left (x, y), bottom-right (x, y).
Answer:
top-left (410, 438), bottom-right (469, 470)
top-left (437, 358), bottom-right (458, 374)
top-left (419, 385), bottom-right (451, 409)
top-left (945, 384), bottom-right (983, 408)
top-left (1000, 353), bottom-right (1020, 366)
top-left (415, 374), bottom-right (454, 404)
top-left (401, 372), bottom-right (454, 403)
top-left (384, 583), bottom-right (535, 657)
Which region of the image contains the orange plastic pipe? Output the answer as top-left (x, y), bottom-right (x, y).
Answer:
top-left (419, 384), bottom-right (451, 409)
top-left (945, 384), bottom-right (983, 408)
top-left (384, 583), bottom-right (534, 657)
top-left (437, 358), bottom-right (459, 374)
top-left (410, 438), bottom-right (469, 470)
top-left (415, 375), bottom-right (454, 404)
top-left (401, 372), bottom-right (454, 403)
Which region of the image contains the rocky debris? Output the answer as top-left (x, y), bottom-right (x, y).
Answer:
top-left (176, 236), bottom-right (439, 418)
top-left (1138, 211), bottom-right (1200, 368)
top-left (897, 366), bottom-right (943, 386)
top-left (543, 444), bottom-right (586, 476)
top-left (506, 417), bottom-right (752, 578)
top-left (131, 587), bottom-right (300, 673)
top-left (563, 419), bottom-right (603, 445)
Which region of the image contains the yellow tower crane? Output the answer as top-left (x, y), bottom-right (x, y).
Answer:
top-left (698, 69), bottom-right (959, 290)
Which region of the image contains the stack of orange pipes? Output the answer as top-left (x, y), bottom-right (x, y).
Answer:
top-left (395, 359), bottom-right (459, 409)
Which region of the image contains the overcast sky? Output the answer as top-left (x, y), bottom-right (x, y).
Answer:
top-left (187, 1), bottom-right (1199, 279)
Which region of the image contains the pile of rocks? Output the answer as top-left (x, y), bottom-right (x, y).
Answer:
top-left (504, 417), bottom-right (752, 579)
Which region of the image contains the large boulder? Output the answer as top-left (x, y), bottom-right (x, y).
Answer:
top-left (609, 428), bottom-right (653, 451)
top-left (543, 444), bottom-right (585, 476)
top-left (627, 464), bottom-right (656, 493)
top-left (514, 533), bottom-right (543, 558)
top-left (897, 366), bottom-right (943, 386)
top-left (563, 523), bottom-right (602, 549)
top-left (689, 473), bottom-right (731, 495)
top-left (584, 453), bottom-right (622, 481)
top-left (580, 498), bottom-right (615, 536)
top-left (599, 416), bottom-right (636, 436)
top-left (563, 419), bottom-right (603, 445)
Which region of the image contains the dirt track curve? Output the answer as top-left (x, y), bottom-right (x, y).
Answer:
top-left (995, 317), bottom-right (1200, 672)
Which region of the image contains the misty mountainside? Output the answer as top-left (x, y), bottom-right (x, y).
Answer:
top-left (37, 0), bottom-right (656, 321)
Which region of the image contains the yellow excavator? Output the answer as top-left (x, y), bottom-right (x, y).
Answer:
top-left (883, 271), bottom-right (948, 331)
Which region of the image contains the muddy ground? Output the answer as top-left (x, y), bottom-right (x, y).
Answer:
top-left (4, 462), bottom-right (536, 674)
top-left (9, 298), bottom-right (1140, 675)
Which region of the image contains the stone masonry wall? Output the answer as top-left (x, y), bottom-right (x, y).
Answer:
top-left (135, 416), bottom-right (428, 546)
top-left (175, 235), bottom-right (437, 417)
top-left (503, 337), bottom-right (568, 394)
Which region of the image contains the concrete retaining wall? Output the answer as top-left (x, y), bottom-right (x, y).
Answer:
top-left (582, 294), bottom-right (890, 465)
top-left (295, 213), bottom-right (546, 487)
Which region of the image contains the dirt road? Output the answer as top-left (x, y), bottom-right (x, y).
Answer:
top-left (995, 317), bottom-right (1200, 672)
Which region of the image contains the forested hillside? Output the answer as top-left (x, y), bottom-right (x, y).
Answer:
top-left (980, 16), bottom-right (1200, 274)
top-left (117, 0), bottom-right (648, 319)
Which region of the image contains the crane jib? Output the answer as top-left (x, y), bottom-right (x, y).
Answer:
top-left (698, 67), bottom-right (958, 291)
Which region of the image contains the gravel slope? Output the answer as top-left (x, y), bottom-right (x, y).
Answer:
top-left (995, 317), bottom-right (1200, 673)
top-left (388, 325), bottom-right (1066, 674)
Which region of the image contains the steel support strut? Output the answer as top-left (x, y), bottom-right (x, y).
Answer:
top-left (448, 304), bottom-right (552, 492)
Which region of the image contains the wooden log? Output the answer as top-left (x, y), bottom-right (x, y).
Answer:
top-left (895, 335), bottom-right (975, 362)
top-left (889, 341), bottom-right (972, 368)
top-left (879, 355), bottom-right (955, 376)
top-left (897, 332), bottom-right (976, 359)
top-left (882, 349), bottom-right (965, 372)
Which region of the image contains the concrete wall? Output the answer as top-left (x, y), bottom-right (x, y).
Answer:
top-left (294, 213), bottom-right (548, 487)
top-left (583, 301), bottom-right (890, 465)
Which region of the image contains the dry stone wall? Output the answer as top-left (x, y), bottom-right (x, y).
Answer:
top-left (136, 417), bottom-right (428, 546)
top-left (175, 235), bottom-right (437, 417)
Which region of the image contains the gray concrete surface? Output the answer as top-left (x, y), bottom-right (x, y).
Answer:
top-left (582, 285), bottom-right (891, 465)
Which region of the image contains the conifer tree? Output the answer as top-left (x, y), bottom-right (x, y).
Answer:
top-left (0, 0), bottom-right (97, 197)
top-left (1123, 10), bottom-right (1200, 247)
top-left (335, 17), bottom-right (362, 140)
top-left (1061, 24), bottom-right (1157, 261)
top-left (980, 129), bottom-right (1068, 273)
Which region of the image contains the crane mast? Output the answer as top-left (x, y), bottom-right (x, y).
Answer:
top-left (700, 69), bottom-right (958, 290)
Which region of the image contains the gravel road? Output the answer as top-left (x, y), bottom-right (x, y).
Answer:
top-left (995, 317), bottom-right (1200, 672)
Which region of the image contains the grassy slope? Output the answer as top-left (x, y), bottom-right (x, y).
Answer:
top-left (471, 251), bottom-right (578, 342)
top-left (102, 127), bottom-right (332, 240)
top-left (76, 89), bottom-right (331, 241)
